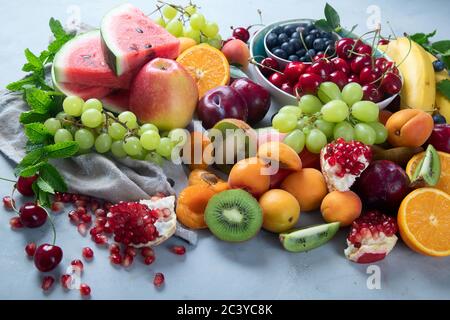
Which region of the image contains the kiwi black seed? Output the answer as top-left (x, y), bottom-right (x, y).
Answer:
top-left (204, 189), bottom-right (263, 242)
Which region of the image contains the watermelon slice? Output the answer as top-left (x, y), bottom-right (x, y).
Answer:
top-left (51, 66), bottom-right (112, 100)
top-left (101, 3), bottom-right (180, 76)
top-left (53, 30), bottom-right (133, 89)
top-left (102, 90), bottom-right (130, 114)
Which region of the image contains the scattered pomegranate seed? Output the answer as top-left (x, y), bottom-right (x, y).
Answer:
top-left (75, 200), bottom-right (88, 208)
top-left (92, 234), bottom-right (108, 245)
top-left (109, 243), bottom-right (120, 255)
top-left (82, 247), bottom-right (94, 260)
top-left (3, 196), bottom-right (14, 210)
top-left (68, 210), bottom-right (80, 224)
top-left (125, 246), bottom-right (137, 257)
top-left (81, 213), bottom-right (92, 223)
top-left (90, 226), bottom-right (104, 236)
top-left (94, 208), bottom-right (106, 217)
top-left (110, 253), bottom-right (122, 265)
top-left (122, 254), bottom-right (134, 267)
top-left (71, 259), bottom-right (84, 272)
top-left (61, 193), bottom-right (72, 203)
top-left (141, 247), bottom-right (155, 258)
top-left (144, 256), bottom-right (155, 265)
top-left (41, 276), bottom-right (55, 291)
top-left (10, 217), bottom-right (23, 229)
top-left (95, 217), bottom-right (107, 226)
top-left (51, 201), bottom-right (64, 212)
top-left (25, 242), bottom-right (37, 257)
top-left (54, 192), bottom-right (63, 202)
top-left (76, 206), bottom-right (87, 215)
top-left (60, 274), bottom-right (72, 289)
top-left (153, 273), bottom-right (165, 288)
top-left (103, 222), bottom-right (113, 234)
top-left (80, 283), bottom-right (91, 296)
top-left (172, 245), bottom-right (186, 255)
top-left (78, 223), bottom-right (88, 236)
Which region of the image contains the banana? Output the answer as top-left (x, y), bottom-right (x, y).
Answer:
top-left (426, 52), bottom-right (450, 121)
top-left (379, 37), bottom-right (435, 112)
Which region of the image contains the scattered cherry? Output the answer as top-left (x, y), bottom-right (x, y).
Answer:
top-left (16, 175), bottom-right (38, 197)
top-left (80, 283), bottom-right (91, 296)
top-left (153, 273), bottom-right (165, 288)
top-left (19, 203), bottom-right (47, 228)
top-left (378, 38), bottom-right (390, 45)
top-left (307, 60), bottom-right (333, 80)
top-left (34, 244), bottom-right (63, 272)
top-left (41, 276), bottom-right (55, 291)
top-left (347, 74), bottom-right (360, 83)
top-left (82, 247), bottom-right (94, 260)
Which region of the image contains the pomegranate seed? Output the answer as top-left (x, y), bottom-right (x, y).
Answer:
top-left (172, 245), bottom-right (186, 255)
top-left (153, 273), bottom-right (165, 288)
top-left (122, 254), bottom-right (134, 267)
top-left (3, 196), bottom-right (14, 210)
top-left (103, 202), bottom-right (113, 211)
top-left (54, 192), bottom-right (63, 202)
top-left (78, 223), bottom-right (88, 236)
top-left (76, 206), bottom-right (86, 215)
top-left (125, 246), bottom-right (137, 257)
top-left (41, 276), bottom-right (55, 291)
top-left (110, 253), bottom-right (122, 265)
top-left (51, 201), bottom-right (64, 212)
top-left (94, 208), bottom-right (106, 217)
top-left (68, 210), bottom-right (80, 224)
top-left (60, 274), bottom-right (72, 289)
top-left (25, 242), bottom-right (37, 257)
top-left (92, 234), bottom-right (108, 245)
top-left (80, 283), bottom-right (91, 296)
top-left (89, 226), bottom-right (104, 236)
top-left (141, 247), bottom-right (155, 258)
top-left (61, 193), bottom-right (72, 203)
top-left (109, 243), bottom-right (120, 255)
top-left (10, 217), bottom-right (23, 229)
top-left (71, 259), bottom-right (84, 272)
top-left (81, 214), bottom-right (92, 223)
top-left (95, 217), bottom-right (107, 226)
top-left (82, 247), bottom-right (94, 260)
top-left (144, 255), bottom-right (155, 265)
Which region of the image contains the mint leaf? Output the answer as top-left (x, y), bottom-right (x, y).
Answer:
top-left (38, 189), bottom-right (51, 207)
top-left (22, 49), bottom-right (44, 73)
top-left (39, 163), bottom-right (67, 192)
top-left (314, 19), bottom-right (333, 32)
top-left (25, 87), bottom-right (52, 114)
top-left (49, 18), bottom-right (66, 39)
top-left (15, 147), bottom-right (48, 177)
top-left (45, 141), bottom-right (79, 159)
top-left (15, 161), bottom-right (46, 178)
top-left (324, 3), bottom-right (340, 30)
top-left (36, 177), bottom-right (55, 194)
top-left (20, 111), bottom-right (49, 124)
top-left (25, 141), bottom-right (46, 153)
top-left (6, 76), bottom-right (37, 91)
top-left (24, 123), bottom-right (51, 144)
top-left (437, 79), bottom-right (450, 100)
top-left (432, 40), bottom-right (450, 55)
top-left (410, 30), bottom-right (436, 46)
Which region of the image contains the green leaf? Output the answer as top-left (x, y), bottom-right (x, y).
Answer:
top-left (39, 163), bottom-right (67, 192)
top-left (24, 123), bottom-right (51, 144)
top-left (6, 76), bottom-right (37, 92)
top-left (36, 177), bottom-right (55, 194)
top-left (24, 87), bottom-right (52, 114)
top-left (437, 79), bottom-right (450, 100)
top-left (45, 141), bottom-right (79, 159)
top-left (25, 141), bottom-right (46, 153)
top-left (314, 19), bottom-right (333, 32)
top-left (230, 65), bottom-right (248, 80)
top-left (410, 30), bottom-right (436, 46)
top-left (324, 3), bottom-right (340, 29)
top-left (432, 40), bottom-right (450, 55)
top-left (38, 189), bottom-right (51, 208)
top-left (22, 49), bottom-right (44, 73)
top-left (20, 111), bottom-right (49, 124)
top-left (15, 148), bottom-right (48, 177)
top-left (15, 161), bottom-right (46, 178)
top-left (441, 55), bottom-right (450, 70)
top-left (49, 18), bottom-right (67, 39)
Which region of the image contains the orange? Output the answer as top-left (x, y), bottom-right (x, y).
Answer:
top-left (176, 44), bottom-right (230, 98)
top-left (406, 151), bottom-right (450, 194)
top-left (398, 188), bottom-right (450, 257)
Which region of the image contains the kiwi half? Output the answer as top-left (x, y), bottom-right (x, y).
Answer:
top-left (411, 144), bottom-right (441, 188)
top-left (205, 189), bottom-right (263, 242)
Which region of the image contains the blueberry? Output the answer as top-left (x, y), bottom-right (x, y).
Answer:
top-left (281, 42), bottom-right (295, 55)
top-left (309, 29), bottom-right (320, 38)
top-left (266, 33), bottom-right (279, 48)
top-left (296, 26), bottom-right (307, 36)
top-left (272, 26), bottom-right (284, 35)
top-left (289, 38), bottom-right (301, 51)
top-left (433, 113), bottom-right (447, 124)
top-left (288, 55), bottom-right (300, 61)
top-left (283, 25), bottom-right (296, 36)
top-left (291, 32), bottom-right (300, 39)
top-left (313, 38), bottom-right (326, 51)
top-left (278, 33), bottom-right (289, 44)
top-left (306, 49), bottom-right (316, 58)
top-left (304, 34), bottom-right (315, 48)
top-left (325, 39), bottom-right (335, 48)
top-left (300, 56), bottom-right (309, 62)
top-left (273, 48), bottom-right (288, 59)
top-left (433, 60), bottom-right (445, 72)
top-left (272, 46), bottom-right (281, 52)
top-left (296, 49), bottom-right (306, 57)
top-left (304, 23), bottom-right (314, 32)
top-left (320, 31), bottom-right (332, 39)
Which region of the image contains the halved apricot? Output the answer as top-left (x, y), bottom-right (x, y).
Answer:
top-left (176, 185), bottom-right (217, 229)
top-left (257, 141), bottom-right (302, 171)
top-left (188, 169), bottom-right (229, 193)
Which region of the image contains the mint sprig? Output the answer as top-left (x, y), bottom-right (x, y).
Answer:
top-left (437, 79), bottom-right (450, 100)
top-left (410, 31), bottom-right (450, 69)
top-left (315, 3), bottom-right (345, 33)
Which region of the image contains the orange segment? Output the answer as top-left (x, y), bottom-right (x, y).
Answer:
top-left (398, 188), bottom-right (450, 257)
top-left (406, 151), bottom-right (450, 194)
top-left (176, 44), bottom-right (230, 98)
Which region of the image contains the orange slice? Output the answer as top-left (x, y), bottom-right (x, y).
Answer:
top-left (406, 151), bottom-right (450, 194)
top-left (176, 44), bottom-right (230, 98)
top-left (398, 188), bottom-right (450, 257)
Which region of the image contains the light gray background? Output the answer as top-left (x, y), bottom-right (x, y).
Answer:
top-left (0, 0), bottom-right (449, 300)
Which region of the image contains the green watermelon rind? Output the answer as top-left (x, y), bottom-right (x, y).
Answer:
top-left (102, 94), bottom-right (129, 114)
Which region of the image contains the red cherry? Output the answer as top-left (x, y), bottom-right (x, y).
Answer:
top-left (350, 55), bottom-right (372, 74)
top-left (378, 39), bottom-right (390, 45)
top-left (292, 82), bottom-right (303, 98)
top-left (374, 57), bottom-right (388, 70)
top-left (348, 74), bottom-right (360, 84)
top-left (329, 71), bottom-right (348, 89)
top-left (260, 57), bottom-right (279, 76)
top-left (281, 82), bottom-right (294, 95)
top-left (19, 203), bottom-right (47, 228)
top-left (359, 66), bottom-right (382, 85)
top-left (307, 60), bottom-right (333, 80)
top-left (362, 84), bottom-right (383, 102)
top-left (232, 27), bottom-right (250, 43)
top-left (356, 44), bottom-right (372, 56)
top-left (268, 72), bottom-right (287, 88)
top-left (298, 73), bottom-right (323, 94)
top-left (381, 72), bottom-right (402, 95)
top-left (283, 61), bottom-right (307, 83)
top-left (332, 58), bottom-right (350, 75)
top-left (16, 175), bottom-right (38, 196)
top-left (34, 244), bottom-right (63, 272)
top-left (336, 38), bottom-right (355, 60)
top-left (313, 53), bottom-right (327, 62)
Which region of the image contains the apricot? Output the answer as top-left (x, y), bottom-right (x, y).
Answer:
top-left (178, 37), bottom-right (197, 55)
top-left (259, 189), bottom-right (300, 233)
top-left (184, 131), bottom-right (214, 170)
top-left (221, 39), bottom-right (250, 69)
top-left (320, 191), bottom-right (362, 227)
top-left (281, 168), bottom-right (328, 211)
top-left (176, 185), bottom-right (217, 229)
top-left (257, 141), bottom-right (302, 171)
top-left (188, 169), bottom-right (229, 193)
top-left (228, 157), bottom-right (271, 197)
top-left (386, 109), bottom-right (434, 147)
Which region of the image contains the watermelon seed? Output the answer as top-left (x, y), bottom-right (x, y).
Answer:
top-left (145, 44), bottom-right (152, 49)
top-left (81, 54), bottom-right (91, 60)
top-left (129, 44), bottom-right (139, 51)
top-left (136, 27), bottom-right (144, 33)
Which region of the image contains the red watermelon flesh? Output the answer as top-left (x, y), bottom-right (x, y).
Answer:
top-left (53, 30), bottom-right (133, 89)
top-left (101, 3), bottom-right (180, 76)
top-left (102, 90), bottom-right (130, 114)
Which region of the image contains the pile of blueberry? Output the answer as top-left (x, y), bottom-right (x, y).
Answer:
top-left (265, 22), bottom-right (337, 62)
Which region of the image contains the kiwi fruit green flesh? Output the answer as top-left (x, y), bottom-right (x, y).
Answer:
top-left (411, 144), bottom-right (441, 188)
top-left (204, 189), bottom-right (263, 242)
top-left (279, 222), bottom-right (340, 253)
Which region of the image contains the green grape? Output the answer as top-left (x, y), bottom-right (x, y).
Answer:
top-left (131, 148), bottom-right (148, 161)
top-left (367, 122), bottom-right (388, 144)
top-left (155, 16), bottom-right (166, 27)
top-left (138, 123), bottom-right (159, 136)
top-left (118, 111), bottom-right (138, 129)
top-left (202, 21), bottom-right (219, 38)
top-left (354, 123), bottom-right (376, 145)
top-left (190, 13), bottom-right (206, 30)
top-left (166, 19), bottom-right (183, 37)
top-left (314, 119), bottom-right (335, 140)
top-left (108, 122), bottom-right (127, 140)
top-left (95, 133), bottom-right (112, 153)
top-left (82, 98), bottom-right (103, 112)
top-left (156, 137), bottom-right (173, 158)
top-left (54, 128), bottom-right (73, 143)
top-left (279, 105), bottom-right (302, 119)
top-left (272, 113), bottom-right (297, 133)
top-left (162, 5), bottom-right (177, 19)
top-left (317, 82), bottom-right (342, 104)
top-left (123, 136), bottom-right (143, 156)
top-left (111, 141), bottom-right (127, 158)
top-left (183, 26), bottom-right (201, 43)
top-left (168, 128), bottom-right (188, 147)
top-left (283, 129), bottom-right (306, 153)
top-left (63, 96), bottom-right (84, 117)
top-left (74, 129), bottom-right (95, 149)
top-left (333, 121), bottom-right (355, 141)
top-left (342, 82), bottom-right (363, 106)
top-left (207, 34), bottom-right (223, 49)
top-left (321, 100), bottom-right (349, 123)
top-left (140, 130), bottom-right (161, 151)
top-left (351, 101), bottom-right (379, 123)
top-left (55, 112), bottom-right (68, 122)
top-left (81, 109), bottom-right (103, 128)
top-left (298, 95), bottom-right (322, 114)
top-left (146, 152), bottom-right (164, 166)
top-left (302, 126), bottom-right (312, 135)
top-left (44, 118), bottom-right (62, 135)
top-left (306, 129), bottom-right (328, 154)
top-left (297, 116), bottom-right (309, 130)
top-left (185, 5), bottom-right (197, 15)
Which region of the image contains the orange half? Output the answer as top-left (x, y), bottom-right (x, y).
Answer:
top-left (176, 44), bottom-right (230, 98)
top-left (398, 188), bottom-right (450, 257)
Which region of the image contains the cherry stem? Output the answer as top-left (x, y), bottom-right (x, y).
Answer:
top-left (10, 186), bottom-right (20, 215)
top-left (248, 57), bottom-right (284, 75)
top-left (38, 203), bottom-right (57, 245)
top-left (0, 177), bottom-right (17, 184)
